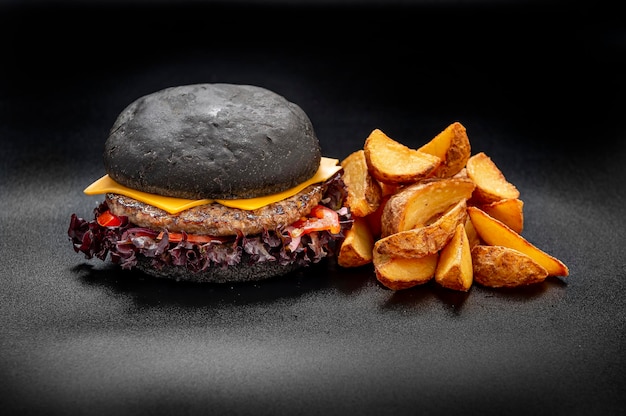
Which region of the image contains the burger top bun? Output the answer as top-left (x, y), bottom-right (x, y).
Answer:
top-left (103, 83), bottom-right (321, 200)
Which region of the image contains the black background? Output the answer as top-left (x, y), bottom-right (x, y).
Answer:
top-left (2, 1), bottom-right (625, 415)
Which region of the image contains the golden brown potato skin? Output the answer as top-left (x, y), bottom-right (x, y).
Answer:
top-left (435, 223), bottom-right (473, 292)
top-left (341, 149), bottom-right (382, 218)
top-left (380, 177), bottom-right (475, 237)
top-left (467, 206), bottom-right (569, 277)
top-left (418, 121), bottom-right (471, 178)
top-left (373, 251), bottom-right (439, 290)
top-left (375, 199), bottom-right (468, 258)
top-left (467, 151), bottom-right (520, 204)
top-left (338, 217), bottom-right (374, 268)
top-left (472, 245), bottom-right (548, 288)
top-left (364, 129), bottom-right (441, 184)
top-left (477, 198), bottom-right (524, 234)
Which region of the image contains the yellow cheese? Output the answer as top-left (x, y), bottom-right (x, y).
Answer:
top-left (84, 157), bottom-right (342, 214)
top-left (84, 176), bottom-right (214, 214)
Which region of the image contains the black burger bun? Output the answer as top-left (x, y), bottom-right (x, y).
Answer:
top-left (136, 254), bottom-right (304, 284)
top-left (103, 83), bottom-right (321, 200)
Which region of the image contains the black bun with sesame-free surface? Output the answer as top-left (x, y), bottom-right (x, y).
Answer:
top-left (135, 254), bottom-right (304, 284)
top-left (103, 83), bottom-right (322, 200)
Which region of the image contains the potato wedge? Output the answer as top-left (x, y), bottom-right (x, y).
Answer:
top-left (341, 149), bottom-right (383, 217)
top-left (472, 245), bottom-right (549, 287)
top-left (364, 129), bottom-right (441, 184)
top-left (478, 198), bottom-right (524, 234)
top-left (453, 168), bottom-right (468, 179)
top-left (464, 216), bottom-right (481, 248)
top-left (467, 206), bottom-right (569, 276)
top-left (373, 250), bottom-right (439, 290)
top-left (365, 194), bottom-right (390, 240)
top-left (418, 121), bottom-right (471, 178)
top-left (466, 152), bottom-right (520, 204)
top-left (376, 199), bottom-right (467, 258)
top-left (435, 223), bottom-right (473, 292)
top-left (380, 177), bottom-right (475, 237)
top-left (379, 181), bottom-right (404, 197)
top-left (337, 217), bottom-right (374, 268)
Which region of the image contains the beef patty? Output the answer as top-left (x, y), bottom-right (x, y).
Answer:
top-left (105, 183), bottom-right (325, 237)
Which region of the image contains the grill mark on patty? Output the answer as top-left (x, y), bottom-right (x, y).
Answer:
top-left (105, 183), bottom-right (325, 236)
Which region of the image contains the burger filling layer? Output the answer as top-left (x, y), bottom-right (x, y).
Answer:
top-left (105, 183), bottom-right (324, 237)
top-left (68, 173), bottom-right (351, 274)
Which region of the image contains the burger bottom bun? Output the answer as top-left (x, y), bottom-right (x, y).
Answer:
top-left (134, 254), bottom-right (304, 284)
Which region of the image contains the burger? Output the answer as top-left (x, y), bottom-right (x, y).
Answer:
top-left (68, 83), bottom-right (352, 283)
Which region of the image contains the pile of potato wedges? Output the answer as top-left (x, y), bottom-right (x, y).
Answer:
top-left (337, 122), bottom-right (569, 291)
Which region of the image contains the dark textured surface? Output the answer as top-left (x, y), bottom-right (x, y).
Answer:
top-left (135, 253), bottom-right (304, 284)
top-left (1, 1), bottom-right (625, 415)
top-left (104, 83), bottom-right (321, 199)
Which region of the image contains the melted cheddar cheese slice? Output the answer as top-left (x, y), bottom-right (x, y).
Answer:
top-left (84, 157), bottom-right (342, 214)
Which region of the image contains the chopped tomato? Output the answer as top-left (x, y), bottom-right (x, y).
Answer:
top-left (156, 231), bottom-right (223, 244)
top-left (292, 205), bottom-right (341, 235)
top-left (97, 210), bottom-right (123, 227)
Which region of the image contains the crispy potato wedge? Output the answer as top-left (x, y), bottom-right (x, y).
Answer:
top-left (376, 199), bottom-right (467, 258)
top-left (464, 216), bottom-right (481, 248)
top-left (467, 206), bottom-right (569, 277)
top-left (364, 129), bottom-right (442, 184)
top-left (418, 121), bottom-right (471, 178)
top-left (365, 194), bottom-right (390, 240)
top-left (472, 245), bottom-right (549, 287)
top-left (380, 177), bottom-right (475, 237)
top-left (435, 223), bottom-right (473, 292)
top-left (466, 152), bottom-right (520, 204)
top-left (478, 198), bottom-right (524, 234)
top-left (373, 251), bottom-right (439, 290)
top-left (465, 215), bottom-right (482, 248)
top-left (453, 168), bottom-right (468, 179)
top-left (338, 216), bottom-right (375, 268)
top-left (379, 181), bottom-right (404, 197)
top-left (341, 149), bottom-right (383, 217)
